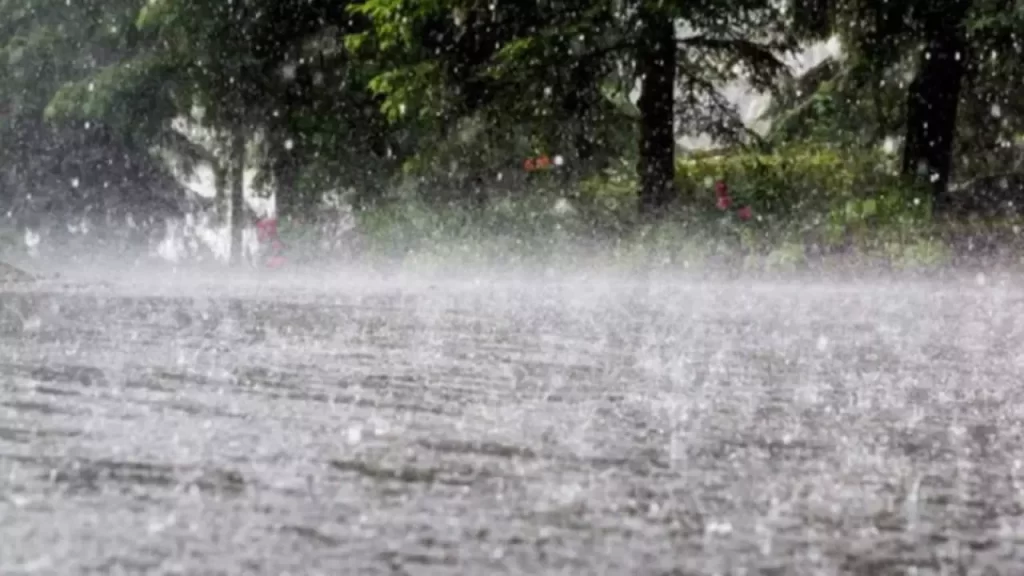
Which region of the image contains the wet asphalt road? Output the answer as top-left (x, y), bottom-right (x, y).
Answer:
top-left (2, 272), bottom-right (1024, 575)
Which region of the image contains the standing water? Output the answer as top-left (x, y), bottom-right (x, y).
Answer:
top-left (2, 269), bottom-right (1023, 574)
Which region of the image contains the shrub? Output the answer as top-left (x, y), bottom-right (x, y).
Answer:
top-left (677, 143), bottom-right (925, 216)
top-left (348, 143), bottom-right (1024, 271)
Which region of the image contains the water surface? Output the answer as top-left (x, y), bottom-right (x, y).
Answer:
top-left (2, 272), bottom-right (1023, 574)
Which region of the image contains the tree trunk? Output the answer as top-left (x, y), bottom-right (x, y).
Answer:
top-left (229, 125), bottom-right (246, 266)
top-left (635, 7), bottom-right (677, 215)
top-left (213, 163), bottom-right (227, 226)
top-left (565, 62), bottom-right (601, 179)
top-left (272, 149), bottom-right (300, 223)
top-left (900, 3), bottom-right (968, 208)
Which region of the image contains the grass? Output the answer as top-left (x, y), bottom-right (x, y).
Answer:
top-left (344, 190), bottom-right (1024, 277)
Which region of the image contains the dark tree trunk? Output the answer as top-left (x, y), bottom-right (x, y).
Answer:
top-left (272, 149), bottom-right (301, 223)
top-left (565, 61), bottom-right (600, 179)
top-left (789, 0), bottom-right (836, 38)
top-left (900, 2), bottom-right (969, 208)
top-left (636, 7), bottom-right (677, 215)
top-left (267, 69), bottom-right (308, 224)
top-left (213, 163), bottom-right (228, 227)
top-left (229, 125), bottom-right (246, 266)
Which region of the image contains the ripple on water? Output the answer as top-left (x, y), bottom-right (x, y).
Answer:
top-left (3, 278), bottom-right (1024, 574)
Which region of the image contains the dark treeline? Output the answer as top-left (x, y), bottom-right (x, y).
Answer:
top-left (2, 0), bottom-right (1023, 262)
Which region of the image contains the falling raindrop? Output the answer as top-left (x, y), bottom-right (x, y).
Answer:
top-left (346, 425), bottom-right (363, 445)
top-left (25, 229), bottom-right (40, 258)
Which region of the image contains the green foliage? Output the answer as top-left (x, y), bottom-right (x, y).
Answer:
top-left (4, 0), bottom-right (1024, 269)
top-left (350, 0), bottom-right (796, 202)
top-left (0, 0), bottom-right (187, 222)
top-left (343, 140), bottom-right (973, 272)
top-left (678, 145), bottom-right (903, 208)
top-left (772, 0), bottom-right (1024, 185)
top-left (354, 194), bottom-right (598, 266)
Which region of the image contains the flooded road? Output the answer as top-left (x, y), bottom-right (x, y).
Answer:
top-left (3, 272), bottom-right (1024, 575)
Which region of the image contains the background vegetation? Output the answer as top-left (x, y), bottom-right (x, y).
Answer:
top-left (3, 0), bottom-right (1024, 269)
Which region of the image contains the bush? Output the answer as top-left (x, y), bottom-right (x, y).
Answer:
top-left (347, 143), bottom-right (1024, 272)
top-left (354, 192), bottom-right (601, 266)
top-left (676, 143), bottom-right (928, 223)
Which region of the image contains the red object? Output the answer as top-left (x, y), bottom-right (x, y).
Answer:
top-left (737, 205), bottom-right (753, 221)
top-left (254, 218), bottom-right (287, 269)
top-left (266, 255), bottom-right (288, 269)
top-left (714, 180), bottom-right (732, 210)
top-left (255, 218), bottom-right (279, 242)
top-left (524, 155), bottom-right (554, 172)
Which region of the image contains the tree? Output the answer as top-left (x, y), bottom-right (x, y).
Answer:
top-left (899, 0), bottom-right (972, 207)
top-left (47, 0), bottom-right (408, 263)
top-left (773, 0), bottom-right (1019, 207)
top-left (635, 2), bottom-right (677, 213)
top-left (351, 0), bottom-right (793, 215)
top-left (130, 0), bottom-right (268, 265)
top-left (0, 0), bottom-right (185, 244)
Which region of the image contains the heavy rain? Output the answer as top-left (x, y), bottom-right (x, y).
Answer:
top-left (3, 0), bottom-right (1024, 574)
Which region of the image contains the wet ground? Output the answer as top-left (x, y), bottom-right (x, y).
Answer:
top-left (2, 271), bottom-right (1024, 575)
